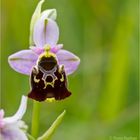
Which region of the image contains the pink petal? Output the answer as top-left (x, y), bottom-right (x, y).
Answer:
top-left (1, 123), bottom-right (28, 140)
top-left (4, 96), bottom-right (27, 124)
top-left (56, 49), bottom-right (80, 75)
top-left (8, 50), bottom-right (38, 75)
top-left (30, 44), bottom-right (63, 55)
top-left (30, 46), bottom-right (44, 55)
top-left (33, 17), bottom-right (59, 47)
top-left (51, 44), bottom-right (63, 53)
top-left (0, 109), bottom-right (5, 128)
top-left (0, 109), bottom-right (4, 119)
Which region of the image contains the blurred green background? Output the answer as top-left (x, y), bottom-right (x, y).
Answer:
top-left (1, 0), bottom-right (139, 140)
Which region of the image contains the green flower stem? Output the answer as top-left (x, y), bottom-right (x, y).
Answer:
top-left (31, 100), bottom-right (41, 138)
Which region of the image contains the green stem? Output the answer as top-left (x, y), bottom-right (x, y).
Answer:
top-left (31, 100), bottom-right (41, 138)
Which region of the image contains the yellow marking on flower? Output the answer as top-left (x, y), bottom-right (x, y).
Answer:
top-left (43, 81), bottom-right (54, 88)
top-left (42, 76), bottom-right (57, 89)
top-left (44, 45), bottom-right (56, 57)
top-left (46, 97), bottom-right (56, 102)
top-left (38, 45), bottom-right (56, 60)
top-left (59, 65), bottom-right (64, 82)
top-left (37, 45), bottom-right (57, 67)
top-left (59, 65), bottom-right (64, 73)
top-left (34, 76), bottom-right (40, 83)
top-left (60, 74), bottom-right (64, 82)
top-left (44, 45), bottom-right (50, 52)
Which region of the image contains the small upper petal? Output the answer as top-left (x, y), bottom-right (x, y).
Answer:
top-left (41, 9), bottom-right (57, 20)
top-left (3, 96), bottom-right (27, 124)
top-left (8, 50), bottom-right (38, 75)
top-left (33, 17), bottom-right (59, 47)
top-left (30, 44), bottom-right (63, 55)
top-left (29, 0), bottom-right (45, 45)
top-left (30, 46), bottom-right (45, 55)
top-left (51, 44), bottom-right (63, 53)
top-left (56, 49), bottom-right (80, 75)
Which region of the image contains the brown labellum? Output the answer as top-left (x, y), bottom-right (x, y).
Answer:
top-left (28, 53), bottom-right (71, 102)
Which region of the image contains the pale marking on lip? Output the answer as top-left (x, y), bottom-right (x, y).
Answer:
top-left (59, 65), bottom-right (64, 82)
top-left (38, 65), bottom-right (58, 88)
top-left (34, 76), bottom-right (40, 83)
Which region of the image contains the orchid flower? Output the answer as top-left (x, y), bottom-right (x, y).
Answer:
top-left (8, 0), bottom-right (80, 102)
top-left (0, 96), bottom-right (28, 140)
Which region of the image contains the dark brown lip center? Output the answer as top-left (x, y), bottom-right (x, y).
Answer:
top-left (38, 56), bottom-right (57, 71)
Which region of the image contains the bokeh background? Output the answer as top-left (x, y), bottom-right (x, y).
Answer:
top-left (1, 0), bottom-right (139, 140)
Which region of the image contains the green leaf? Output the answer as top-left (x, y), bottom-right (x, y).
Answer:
top-left (29, 0), bottom-right (45, 45)
top-left (37, 110), bottom-right (66, 140)
top-left (27, 133), bottom-right (36, 140)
